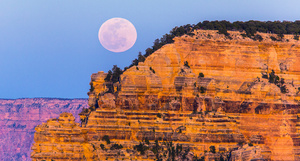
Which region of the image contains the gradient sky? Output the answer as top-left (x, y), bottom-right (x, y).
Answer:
top-left (0, 0), bottom-right (300, 99)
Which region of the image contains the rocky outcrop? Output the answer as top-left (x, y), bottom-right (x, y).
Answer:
top-left (0, 98), bottom-right (88, 161)
top-left (32, 110), bottom-right (244, 160)
top-left (31, 30), bottom-right (300, 160)
top-left (231, 144), bottom-right (263, 161)
top-left (31, 113), bottom-right (87, 160)
top-left (87, 30), bottom-right (300, 114)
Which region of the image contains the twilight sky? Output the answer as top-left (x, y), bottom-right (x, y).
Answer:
top-left (0, 0), bottom-right (299, 99)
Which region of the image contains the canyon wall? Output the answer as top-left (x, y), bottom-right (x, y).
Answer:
top-left (0, 98), bottom-right (88, 161)
top-left (31, 30), bottom-right (300, 160)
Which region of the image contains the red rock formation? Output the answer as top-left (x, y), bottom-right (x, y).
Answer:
top-left (0, 98), bottom-right (88, 161)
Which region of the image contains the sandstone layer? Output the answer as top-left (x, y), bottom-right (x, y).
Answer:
top-left (32, 30), bottom-right (300, 161)
top-left (0, 98), bottom-right (88, 161)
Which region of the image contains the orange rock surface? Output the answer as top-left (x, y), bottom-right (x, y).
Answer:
top-left (31, 30), bottom-right (300, 161)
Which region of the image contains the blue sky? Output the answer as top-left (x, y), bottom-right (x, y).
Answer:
top-left (0, 0), bottom-right (299, 99)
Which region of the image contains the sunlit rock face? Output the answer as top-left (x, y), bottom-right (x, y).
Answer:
top-left (31, 113), bottom-right (87, 160)
top-left (89, 30), bottom-right (300, 112)
top-left (0, 98), bottom-right (88, 161)
top-left (32, 30), bottom-right (300, 160)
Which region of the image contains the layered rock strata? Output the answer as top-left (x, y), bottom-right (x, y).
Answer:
top-left (32, 30), bottom-right (300, 160)
top-left (0, 98), bottom-right (88, 161)
top-left (32, 110), bottom-right (245, 160)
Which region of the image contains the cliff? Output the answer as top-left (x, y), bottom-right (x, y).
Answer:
top-left (31, 30), bottom-right (300, 160)
top-left (0, 98), bottom-right (88, 161)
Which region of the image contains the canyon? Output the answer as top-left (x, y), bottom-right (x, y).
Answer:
top-left (31, 30), bottom-right (300, 160)
top-left (0, 98), bottom-right (88, 161)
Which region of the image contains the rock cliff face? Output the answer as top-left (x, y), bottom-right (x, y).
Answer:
top-left (31, 30), bottom-right (300, 160)
top-left (0, 98), bottom-right (88, 161)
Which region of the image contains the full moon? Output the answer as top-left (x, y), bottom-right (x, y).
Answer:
top-left (98, 18), bottom-right (137, 53)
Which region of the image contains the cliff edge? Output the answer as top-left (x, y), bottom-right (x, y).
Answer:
top-left (31, 29), bottom-right (300, 161)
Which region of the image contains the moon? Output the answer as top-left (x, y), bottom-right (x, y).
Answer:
top-left (98, 18), bottom-right (137, 53)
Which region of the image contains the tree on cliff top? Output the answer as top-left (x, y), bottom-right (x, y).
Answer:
top-left (104, 70), bottom-right (112, 82)
top-left (138, 52), bottom-right (145, 62)
top-left (118, 20), bottom-right (300, 79)
top-left (104, 65), bottom-right (123, 83)
top-left (111, 65), bottom-right (123, 83)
